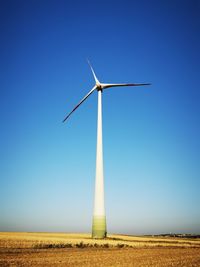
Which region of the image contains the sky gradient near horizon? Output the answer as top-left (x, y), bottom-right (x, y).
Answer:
top-left (0, 0), bottom-right (200, 235)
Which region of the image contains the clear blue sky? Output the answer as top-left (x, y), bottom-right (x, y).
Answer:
top-left (0, 0), bottom-right (199, 235)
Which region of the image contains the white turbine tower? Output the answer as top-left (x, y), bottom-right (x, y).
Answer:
top-left (63, 61), bottom-right (151, 239)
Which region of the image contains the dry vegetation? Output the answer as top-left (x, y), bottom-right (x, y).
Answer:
top-left (0, 232), bottom-right (200, 266)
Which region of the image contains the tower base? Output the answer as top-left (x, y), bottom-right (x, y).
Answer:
top-left (92, 215), bottom-right (107, 239)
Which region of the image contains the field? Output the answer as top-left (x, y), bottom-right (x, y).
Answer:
top-left (0, 232), bottom-right (200, 266)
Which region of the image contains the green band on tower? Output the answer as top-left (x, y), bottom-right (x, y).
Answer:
top-left (92, 215), bottom-right (107, 239)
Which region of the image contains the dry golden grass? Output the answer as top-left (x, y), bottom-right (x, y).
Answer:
top-left (0, 232), bottom-right (199, 249)
top-left (0, 232), bottom-right (200, 266)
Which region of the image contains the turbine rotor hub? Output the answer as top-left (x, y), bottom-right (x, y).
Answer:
top-left (96, 83), bottom-right (102, 90)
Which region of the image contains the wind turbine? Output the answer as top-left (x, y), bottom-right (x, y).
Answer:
top-left (63, 61), bottom-right (151, 239)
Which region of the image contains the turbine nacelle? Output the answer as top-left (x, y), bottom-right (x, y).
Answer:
top-left (96, 82), bottom-right (103, 90)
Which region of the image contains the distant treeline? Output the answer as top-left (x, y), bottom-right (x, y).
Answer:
top-left (149, 234), bottom-right (200, 239)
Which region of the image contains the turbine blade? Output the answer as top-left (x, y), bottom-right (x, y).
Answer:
top-left (102, 83), bottom-right (151, 89)
top-left (87, 59), bottom-right (99, 84)
top-left (63, 86), bottom-right (97, 123)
